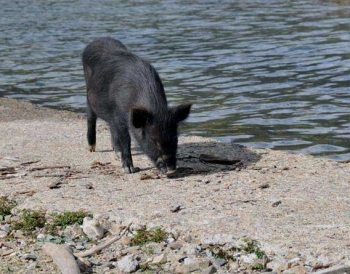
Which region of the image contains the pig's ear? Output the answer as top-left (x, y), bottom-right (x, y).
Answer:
top-left (173, 103), bottom-right (192, 123)
top-left (132, 108), bottom-right (151, 128)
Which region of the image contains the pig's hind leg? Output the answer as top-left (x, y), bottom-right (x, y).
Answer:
top-left (87, 104), bottom-right (97, 152)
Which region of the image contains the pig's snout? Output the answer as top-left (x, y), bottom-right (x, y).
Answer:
top-left (156, 155), bottom-right (176, 174)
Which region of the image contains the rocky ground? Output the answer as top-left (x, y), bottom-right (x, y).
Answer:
top-left (0, 97), bottom-right (349, 274)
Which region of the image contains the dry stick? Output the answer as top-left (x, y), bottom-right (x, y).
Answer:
top-left (29, 165), bottom-right (71, 171)
top-left (30, 165), bottom-right (71, 171)
top-left (42, 243), bottom-right (81, 274)
top-left (0, 175), bottom-right (17, 180)
top-left (20, 160), bottom-right (41, 166)
top-left (74, 223), bottom-right (132, 258)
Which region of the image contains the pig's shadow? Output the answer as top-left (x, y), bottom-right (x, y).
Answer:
top-left (133, 140), bottom-right (262, 178)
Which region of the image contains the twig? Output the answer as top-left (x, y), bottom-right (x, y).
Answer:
top-left (0, 242), bottom-right (16, 249)
top-left (0, 250), bottom-right (15, 257)
top-left (29, 165), bottom-right (71, 171)
top-left (33, 174), bottom-right (65, 178)
top-left (0, 167), bottom-right (15, 173)
top-left (0, 175), bottom-right (17, 180)
top-left (42, 243), bottom-right (81, 274)
top-left (20, 160), bottom-right (41, 166)
top-left (74, 223), bottom-right (132, 258)
top-left (14, 190), bottom-right (37, 196)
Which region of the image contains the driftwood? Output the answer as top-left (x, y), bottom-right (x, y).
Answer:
top-left (42, 243), bottom-right (81, 274)
top-left (20, 160), bottom-right (41, 166)
top-left (42, 223), bottom-right (131, 272)
top-left (29, 165), bottom-right (71, 171)
top-left (74, 223), bottom-right (131, 258)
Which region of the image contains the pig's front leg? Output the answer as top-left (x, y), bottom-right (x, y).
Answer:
top-left (110, 120), bottom-right (135, 174)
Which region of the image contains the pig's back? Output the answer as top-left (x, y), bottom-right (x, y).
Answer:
top-left (82, 37), bottom-right (127, 70)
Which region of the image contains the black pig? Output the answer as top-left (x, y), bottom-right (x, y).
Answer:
top-left (82, 37), bottom-right (191, 173)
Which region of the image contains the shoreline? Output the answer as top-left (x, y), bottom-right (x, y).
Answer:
top-left (0, 97), bottom-right (349, 273)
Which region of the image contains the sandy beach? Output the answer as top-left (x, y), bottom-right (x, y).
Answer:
top-left (0, 97), bottom-right (349, 273)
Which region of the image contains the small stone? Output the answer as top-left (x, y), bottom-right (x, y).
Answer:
top-left (185, 262), bottom-right (200, 272)
top-left (71, 223), bottom-right (84, 236)
top-left (182, 244), bottom-right (201, 255)
top-left (168, 241), bottom-right (184, 250)
top-left (82, 217), bottom-right (105, 240)
top-left (10, 216), bottom-right (20, 223)
top-left (122, 246), bottom-right (141, 255)
top-left (37, 233), bottom-right (46, 240)
top-left (0, 231), bottom-right (8, 238)
top-left (184, 258), bottom-right (211, 271)
top-left (284, 266), bottom-right (307, 274)
top-left (27, 263), bottom-right (37, 270)
top-left (288, 257), bottom-right (301, 265)
top-left (229, 262), bottom-right (240, 270)
top-left (170, 205), bottom-right (182, 213)
top-left (143, 242), bottom-right (163, 254)
top-left (212, 258), bottom-right (226, 267)
top-left (167, 237), bottom-right (175, 243)
top-left (202, 266), bottom-right (217, 274)
top-left (241, 253), bottom-right (259, 264)
top-left (23, 253), bottom-right (37, 261)
top-left (4, 215), bottom-right (11, 223)
top-left (75, 245), bottom-right (85, 250)
top-left (85, 183), bottom-right (94, 189)
top-left (117, 254), bottom-right (139, 273)
top-left (64, 223), bottom-right (84, 238)
top-left (120, 236), bottom-right (131, 246)
top-left (1, 224), bottom-right (10, 232)
top-left (151, 253), bottom-right (167, 265)
top-left (272, 200), bottom-right (282, 207)
top-left (175, 265), bottom-right (190, 274)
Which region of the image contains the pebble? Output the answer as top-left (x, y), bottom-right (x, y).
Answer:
top-left (170, 205), bottom-right (182, 213)
top-left (122, 246), bottom-right (141, 255)
top-left (4, 215), bottom-right (11, 223)
top-left (151, 253), bottom-right (167, 265)
top-left (27, 263), bottom-right (37, 270)
top-left (75, 244), bottom-right (85, 250)
top-left (36, 233), bottom-right (46, 240)
top-left (0, 231), bottom-right (8, 238)
top-left (175, 265), bottom-right (190, 274)
top-left (1, 224), bottom-right (10, 232)
top-left (120, 236), bottom-right (131, 246)
top-left (82, 217), bottom-right (105, 240)
top-left (117, 254), bottom-right (139, 273)
top-left (202, 266), bottom-right (217, 274)
top-left (229, 262), bottom-right (240, 270)
top-left (168, 240), bottom-right (184, 250)
top-left (182, 244), bottom-right (201, 255)
top-left (241, 253), bottom-right (259, 264)
top-left (272, 200), bottom-right (282, 207)
top-left (23, 253), bottom-right (37, 261)
top-left (143, 242), bottom-right (163, 254)
top-left (211, 258), bottom-right (227, 267)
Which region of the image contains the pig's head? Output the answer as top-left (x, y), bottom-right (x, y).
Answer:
top-left (131, 104), bottom-right (192, 173)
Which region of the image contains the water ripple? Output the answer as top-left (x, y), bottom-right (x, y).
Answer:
top-left (1, 0), bottom-right (350, 159)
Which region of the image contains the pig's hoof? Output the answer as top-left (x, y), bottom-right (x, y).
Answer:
top-left (124, 166), bottom-right (135, 174)
top-left (89, 144), bottom-right (96, 152)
